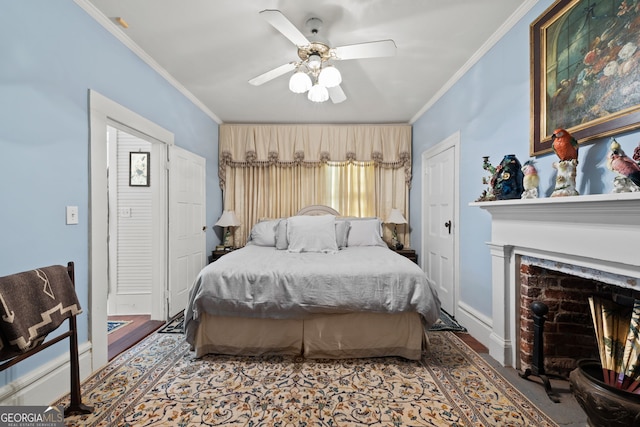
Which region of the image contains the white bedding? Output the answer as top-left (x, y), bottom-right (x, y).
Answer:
top-left (184, 245), bottom-right (441, 348)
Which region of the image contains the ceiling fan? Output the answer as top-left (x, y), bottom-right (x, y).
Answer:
top-left (248, 9), bottom-right (396, 104)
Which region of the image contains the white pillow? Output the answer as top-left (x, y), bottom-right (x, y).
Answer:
top-left (247, 219), bottom-right (279, 246)
top-left (335, 220), bottom-right (350, 249)
top-left (275, 219), bottom-right (288, 250)
top-left (287, 215), bottom-right (338, 253)
top-left (347, 218), bottom-right (387, 247)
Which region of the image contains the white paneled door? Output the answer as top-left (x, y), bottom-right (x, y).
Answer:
top-left (422, 134), bottom-right (458, 315)
top-left (168, 146), bottom-right (206, 317)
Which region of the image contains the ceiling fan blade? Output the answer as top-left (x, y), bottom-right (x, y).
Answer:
top-left (333, 39), bottom-right (397, 60)
top-left (259, 9), bottom-right (310, 47)
top-left (328, 85), bottom-right (347, 104)
top-left (248, 63), bottom-right (296, 86)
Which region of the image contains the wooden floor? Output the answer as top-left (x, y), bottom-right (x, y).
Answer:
top-left (107, 314), bottom-right (487, 362)
top-left (453, 332), bottom-right (488, 353)
top-left (108, 315), bottom-right (165, 361)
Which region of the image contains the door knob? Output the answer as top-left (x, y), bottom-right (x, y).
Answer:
top-left (202, 226), bottom-right (207, 231)
top-left (444, 220), bottom-right (452, 234)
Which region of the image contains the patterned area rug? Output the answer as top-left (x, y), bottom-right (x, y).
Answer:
top-left (56, 331), bottom-right (557, 426)
top-left (157, 309), bottom-right (466, 334)
top-left (429, 309), bottom-right (467, 332)
top-left (107, 320), bottom-right (131, 334)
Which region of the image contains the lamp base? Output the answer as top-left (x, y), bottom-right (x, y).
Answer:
top-left (391, 236), bottom-right (403, 250)
top-left (222, 227), bottom-right (233, 248)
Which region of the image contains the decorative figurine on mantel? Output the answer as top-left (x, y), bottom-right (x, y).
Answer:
top-left (521, 160), bottom-right (539, 199)
top-left (475, 156), bottom-right (497, 201)
top-left (491, 154), bottom-right (524, 200)
top-left (607, 138), bottom-right (640, 192)
top-left (550, 128), bottom-right (580, 197)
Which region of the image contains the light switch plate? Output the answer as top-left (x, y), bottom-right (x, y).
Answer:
top-left (66, 206), bottom-right (79, 225)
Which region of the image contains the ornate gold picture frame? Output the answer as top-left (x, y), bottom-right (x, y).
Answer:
top-left (530, 0), bottom-right (640, 155)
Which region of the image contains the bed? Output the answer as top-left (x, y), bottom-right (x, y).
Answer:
top-left (184, 206), bottom-right (441, 360)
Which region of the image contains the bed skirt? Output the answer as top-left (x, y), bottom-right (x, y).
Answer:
top-left (193, 312), bottom-right (426, 360)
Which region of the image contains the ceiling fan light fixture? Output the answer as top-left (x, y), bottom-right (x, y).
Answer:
top-left (318, 65), bottom-right (341, 88)
top-left (307, 53), bottom-right (322, 71)
top-left (289, 71), bottom-right (312, 93)
top-left (308, 83), bottom-right (329, 103)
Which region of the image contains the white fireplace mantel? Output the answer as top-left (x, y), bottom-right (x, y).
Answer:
top-left (470, 192), bottom-right (640, 367)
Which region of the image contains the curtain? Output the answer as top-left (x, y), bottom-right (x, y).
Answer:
top-left (218, 124), bottom-right (411, 247)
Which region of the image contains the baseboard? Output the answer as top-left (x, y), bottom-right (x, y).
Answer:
top-left (456, 301), bottom-right (493, 351)
top-left (0, 341), bottom-right (93, 406)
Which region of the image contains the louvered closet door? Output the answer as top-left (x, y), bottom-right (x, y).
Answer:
top-left (108, 128), bottom-right (154, 315)
top-left (168, 145), bottom-right (206, 317)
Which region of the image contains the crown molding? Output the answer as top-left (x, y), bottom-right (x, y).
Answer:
top-left (410, 0), bottom-right (539, 124)
top-left (73, 0), bottom-right (222, 124)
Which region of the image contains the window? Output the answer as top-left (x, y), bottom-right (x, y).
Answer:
top-left (324, 161), bottom-right (376, 217)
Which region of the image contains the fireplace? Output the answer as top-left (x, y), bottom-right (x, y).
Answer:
top-left (472, 192), bottom-right (640, 368)
top-left (519, 258), bottom-right (640, 377)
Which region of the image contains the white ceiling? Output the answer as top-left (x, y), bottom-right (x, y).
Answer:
top-left (82, 0), bottom-right (533, 124)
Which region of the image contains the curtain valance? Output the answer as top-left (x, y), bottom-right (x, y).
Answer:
top-left (219, 124), bottom-right (412, 189)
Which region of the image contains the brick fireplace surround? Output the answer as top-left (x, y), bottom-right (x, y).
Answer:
top-left (473, 193), bottom-right (640, 369)
top-left (519, 261), bottom-right (640, 377)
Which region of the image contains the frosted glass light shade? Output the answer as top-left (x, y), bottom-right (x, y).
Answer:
top-left (307, 53), bottom-right (322, 70)
top-left (289, 71), bottom-right (312, 93)
top-left (318, 66), bottom-right (342, 88)
top-left (307, 84), bottom-right (329, 102)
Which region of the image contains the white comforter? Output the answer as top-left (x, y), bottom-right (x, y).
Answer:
top-left (184, 245), bottom-right (441, 345)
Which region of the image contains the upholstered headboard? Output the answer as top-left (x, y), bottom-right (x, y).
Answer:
top-left (296, 205), bottom-right (340, 216)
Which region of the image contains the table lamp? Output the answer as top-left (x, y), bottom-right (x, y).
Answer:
top-left (386, 208), bottom-right (407, 250)
top-left (214, 210), bottom-right (241, 248)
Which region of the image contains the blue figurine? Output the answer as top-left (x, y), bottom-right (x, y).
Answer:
top-left (491, 154), bottom-right (524, 200)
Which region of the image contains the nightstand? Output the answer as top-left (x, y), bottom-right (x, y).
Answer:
top-left (208, 248), bottom-right (235, 263)
top-left (393, 248), bottom-right (417, 264)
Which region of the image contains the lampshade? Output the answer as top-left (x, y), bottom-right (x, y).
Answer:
top-left (308, 83), bottom-right (329, 103)
top-left (307, 53), bottom-right (322, 71)
top-left (289, 71), bottom-right (312, 93)
top-left (386, 209), bottom-right (407, 225)
top-left (318, 65), bottom-right (342, 88)
top-left (214, 210), bottom-right (241, 227)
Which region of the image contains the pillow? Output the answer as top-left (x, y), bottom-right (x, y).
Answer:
top-left (275, 219), bottom-right (288, 250)
top-left (335, 220), bottom-right (350, 249)
top-left (347, 218), bottom-right (387, 247)
top-left (287, 215), bottom-right (338, 253)
top-left (247, 219), bottom-right (279, 246)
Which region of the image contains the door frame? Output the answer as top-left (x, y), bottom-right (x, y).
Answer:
top-left (89, 90), bottom-right (173, 369)
top-left (421, 131), bottom-right (460, 316)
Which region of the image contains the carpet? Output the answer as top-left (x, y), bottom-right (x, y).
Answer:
top-left (429, 309), bottom-right (467, 332)
top-left (55, 331), bottom-right (557, 426)
top-left (157, 309), bottom-right (467, 334)
top-left (107, 320), bottom-right (131, 334)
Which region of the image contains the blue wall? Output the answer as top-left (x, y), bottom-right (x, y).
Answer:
top-left (412, 0), bottom-right (640, 319)
top-left (0, 1), bottom-right (220, 381)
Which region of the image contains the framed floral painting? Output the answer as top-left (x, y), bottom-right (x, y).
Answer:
top-left (129, 151), bottom-right (150, 187)
top-left (530, 0), bottom-right (640, 156)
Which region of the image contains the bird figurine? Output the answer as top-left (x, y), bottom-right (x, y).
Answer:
top-left (607, 138), bottom-right (640, 191)
top-left (551, 128), bottom-right (579, 161)
top-left (490, 154), bottom-right (524, 200)
top-left (521, 160), bottom-right (539, 199)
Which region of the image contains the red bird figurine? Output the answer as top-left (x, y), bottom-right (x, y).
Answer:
top-left (607, 139), bottom-right (640, 188)
top-left (551, 128), bottom-right (579, 161)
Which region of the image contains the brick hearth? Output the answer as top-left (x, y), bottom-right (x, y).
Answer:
top-left (519, 263), bottom-right (640, 378)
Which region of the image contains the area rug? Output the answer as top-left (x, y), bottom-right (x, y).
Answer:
top-left (106, 320), bottom-right (131, 334)
top-left (429, 309), bottom-right (467, 332)
top-left (55, 331), bottom-right (557, 426)
top-left (157, 309), bottom-right (467, 334)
